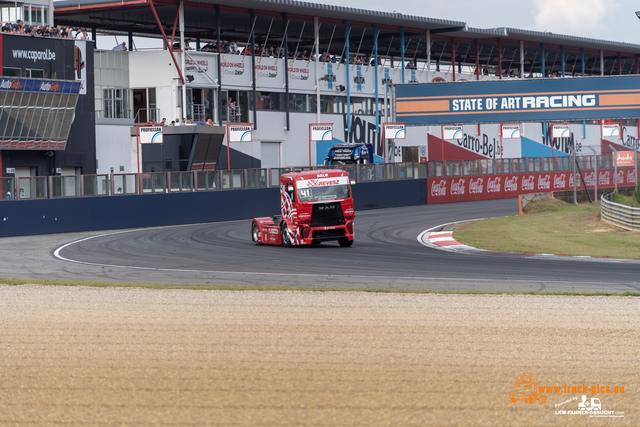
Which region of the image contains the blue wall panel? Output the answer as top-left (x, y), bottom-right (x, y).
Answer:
top-left (0, 179), bottom-right (429, 237)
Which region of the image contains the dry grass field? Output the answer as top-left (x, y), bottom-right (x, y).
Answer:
top-left (1, 285), bottom-right (637, 426)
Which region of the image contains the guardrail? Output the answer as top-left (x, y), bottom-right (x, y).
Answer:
top-left (601, 192), bottom-right (640, 232)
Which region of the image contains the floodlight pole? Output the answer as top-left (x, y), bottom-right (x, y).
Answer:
top-left (586, 146), bottom-right (598, 201)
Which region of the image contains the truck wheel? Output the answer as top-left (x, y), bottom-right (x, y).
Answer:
top-left (251, 222), bottom-right (260, 244)
top-left (339, 238), bottom-right (353, 247)
top-left (281, 224), bottom-right (292, 248)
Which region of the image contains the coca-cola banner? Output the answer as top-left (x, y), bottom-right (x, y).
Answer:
top-left (427, 167), bottom-right (636, 204)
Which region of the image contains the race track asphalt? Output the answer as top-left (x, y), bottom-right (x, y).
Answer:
top-left (3, 198), bottom-right (640, 293)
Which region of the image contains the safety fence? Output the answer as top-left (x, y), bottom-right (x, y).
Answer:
top-left (0, 162), bottom-right (426, 200)
top-left (601, 192), bottom-right (640, 232)
top-left (1, 154), bottom-right (637, 201)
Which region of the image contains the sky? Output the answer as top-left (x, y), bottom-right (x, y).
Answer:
top-left (306, 0), bottom-right (640, 45)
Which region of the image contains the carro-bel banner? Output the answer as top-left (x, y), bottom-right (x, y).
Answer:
top-left (396, 75), bottom-right (640, 125)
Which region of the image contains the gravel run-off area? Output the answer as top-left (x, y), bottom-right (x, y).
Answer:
top-left (0, 285), bottom-right (638, 426)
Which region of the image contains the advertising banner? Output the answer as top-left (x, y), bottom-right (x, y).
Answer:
top-left (616, 151), bottom-right (635, 167)
top-left (383, 123), bottom-right (406, 139)
top-left (0, 78), bottom-right (80, 94)
top-left (602, 123), bottom-right (621, 138)
top-left (396, 75), bottom-right (640, 125)
top-left (427, 167), bottom-right (636, 204)
top-left (220, 54), bottom-right (251, 87)
top-left (184, 52), bottom-right (218, 87)
top-left (442, 125), bottom-right (463, 140)
top-left (310, 124), bottom-right (333, 141)
top-left (255, 57), bottom-right (284, 90)
top-left (139, 126), bottom-right (163, 144)
top-left (551, 124), bottom-right (571, 139)
top-left (227, 123), bottom-right (252, 142)
top-left (501, 124), bottom-right (521, 139)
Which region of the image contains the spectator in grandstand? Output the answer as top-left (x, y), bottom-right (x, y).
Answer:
top-left (231, 41), bottom-right (239, 54)
top-left (196, 118), bottom-right (207, 125)
top-left (301, 50), bottom-right (309, 60)
top-left (161, 118), bottom-right (166, 126)
top-left (112, 42), bottom-right (127, 51)
top-left (184, 39), bottom-right (194, 51)
top-left (202, 42), bottom-right (216, 52)
top-left (174, 117), bottom-right (181, 126)
top-left (206, 118), bottom-right (213, 126)
top-left (2, 23), bottom-right (12, 33)
top-left (12, 20), bottom-right (24, 34)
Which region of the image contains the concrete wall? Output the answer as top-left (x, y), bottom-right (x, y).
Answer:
top-left (95, 121), bottom-right (137, 174)
top-left (0, 179), bottom-right (428, 237)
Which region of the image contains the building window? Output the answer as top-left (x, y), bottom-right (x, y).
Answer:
top-left (94, 50), bottom-right (131, 119)
top-left (25, 69), bottom-right (44, 78)
top-left (2, 68), bottom-right (21, 77)
top-left (254, 92), bottom-right (283, 111)
top-left (100, 88), bottom-right (130, 119)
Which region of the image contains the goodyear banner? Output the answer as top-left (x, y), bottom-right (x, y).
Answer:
top-left (396, 76), bottom-right (640, 125)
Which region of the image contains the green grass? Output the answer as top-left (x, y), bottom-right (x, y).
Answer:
top-left (613, 193), bottom-right (640, 208)
top-left (454, 199), bottom-right (640, 259)
top-left (0, 278), bottom-right (638, 296)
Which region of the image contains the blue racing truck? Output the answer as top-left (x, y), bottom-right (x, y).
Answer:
top-left (324, 143), bottom-right (374, 165)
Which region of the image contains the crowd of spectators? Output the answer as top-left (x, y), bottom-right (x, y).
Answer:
top-left (151, 118), bottom-right (214, 126)
top-left (1, 19), bottom-right (89, 39)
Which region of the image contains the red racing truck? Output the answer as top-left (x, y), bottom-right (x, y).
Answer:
top-left (251, 169), bottom-right (355, 247)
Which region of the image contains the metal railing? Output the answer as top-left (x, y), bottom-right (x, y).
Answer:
top-left (601, 192), bottom-right (640, 232)
top-left (3, 154), bottom-right (637, 201)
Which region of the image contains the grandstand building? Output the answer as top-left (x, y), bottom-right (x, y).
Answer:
top-left (0, 31), bottom-right (95, 180)
top-left (19, 0), bottom-right (640, 174)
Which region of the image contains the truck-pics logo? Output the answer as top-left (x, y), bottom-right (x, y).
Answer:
top-left (509, 372), bottom-right (547, 404)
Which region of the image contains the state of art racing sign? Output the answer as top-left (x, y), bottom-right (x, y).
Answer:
top-left (396, 76), bottom-right (640, 125)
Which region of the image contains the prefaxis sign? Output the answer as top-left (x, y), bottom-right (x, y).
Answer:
top-left (396, 76), bottom-right (640, 125)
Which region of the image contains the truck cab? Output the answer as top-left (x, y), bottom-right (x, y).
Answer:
top-left (324, 143), bottom-right (373, 165)
top-left (251, 169), bottom-right (355, 247)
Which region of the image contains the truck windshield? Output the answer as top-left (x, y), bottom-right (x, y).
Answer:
top-left (297, 184), bottom-right (350, 202)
